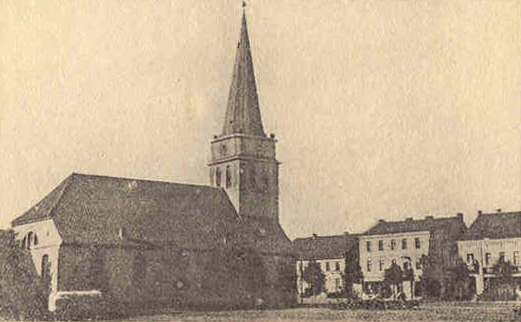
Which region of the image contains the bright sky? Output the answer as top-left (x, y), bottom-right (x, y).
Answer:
top-left (1, 0), bottom-right (520, 240)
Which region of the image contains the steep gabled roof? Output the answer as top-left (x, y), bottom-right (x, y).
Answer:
top-left (11, 173), bottom-right (292, 253)
top-left (12, 173), bottom-right (239, 249)
top-left (221, 11), bottom-right (266, 137)
top-left (460, 211), bottom-right (521, 240)
top-left (364, 215), bottom-right (465, 238)
top-left (293, 234), bottom-right (359, 260)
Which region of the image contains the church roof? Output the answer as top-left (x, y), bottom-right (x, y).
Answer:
top-left (363, 214), bottom-right (466, 238)
top-left (11, 173), bottom-right (291, 253)
top-left (221, 11), bottom-right (266, 137)
top-left (293, 233), bottom-right (359, 260)
top-left (460, 211), bottom-right (521, 241)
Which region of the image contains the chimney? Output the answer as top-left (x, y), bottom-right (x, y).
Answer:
top-left (378, 219), bottom-right (386, 223)
top-left (478, 210), bottom-right (482, 215)
top-left (457, 213), bottom-right (464, 221)
top-left (496, 208), bottom-right (502, 213)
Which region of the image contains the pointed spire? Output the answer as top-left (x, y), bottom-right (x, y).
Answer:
top-left (221, 8), bottom-right (266, 137)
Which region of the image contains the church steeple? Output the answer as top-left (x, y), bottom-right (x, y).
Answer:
top-left (209, 7), bottom-right (280, 222)
top-left (222, 9), bottom-right (266, 137)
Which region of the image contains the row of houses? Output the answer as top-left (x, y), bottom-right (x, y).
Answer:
top-left (294, 210), bottom-right (521, 300)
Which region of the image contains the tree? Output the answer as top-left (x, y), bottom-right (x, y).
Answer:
top-left (343, 251), bottom-right (363, 298)
top-left (302, 260), bottom-right (325, 296)
top-left (487, 257), bottom-right (517, 300)
top-left (0, 230), bottom-right (50, 320)
top-left (417, 254), bottom-right (444, 298)
top-left (383, 261), bottom-right (403, 299)
top-left (443, 258), bottom-right (473, 301)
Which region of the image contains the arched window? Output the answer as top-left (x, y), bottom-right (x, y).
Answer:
top-left (41, 255), bottom-right (50, 279)
top-left (21, 236), bottom-right (27, 249)
top-left (133, 252), bottom-right (147, 286)
top-left (225, 166), bottom-right (232, 188)
top-left (216, 167), bottom-right (221, 187)
top-left (27, 232), bottom-right (34, 250)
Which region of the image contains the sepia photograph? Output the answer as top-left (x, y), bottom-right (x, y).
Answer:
top-left (1, 0), bottom-right (520, 321)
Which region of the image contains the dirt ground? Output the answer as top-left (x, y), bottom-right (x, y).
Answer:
top-left (117, 302), bottom-right (520, 322)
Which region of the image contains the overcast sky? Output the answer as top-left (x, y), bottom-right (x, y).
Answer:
top-left (1, 0), bottom-right (520, 239)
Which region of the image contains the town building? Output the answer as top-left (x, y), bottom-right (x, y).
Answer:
top-left (457, 210), bottom-right (521, 297)
top-left (358, 214), bottom-right (466, 299)
top-left (11, 9), bottom-right (295, 313)
top-left (293, 233), bottom-right (360, 298)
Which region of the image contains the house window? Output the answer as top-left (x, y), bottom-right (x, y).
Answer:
top-left (225, 166), bottom-right (232, 188)
top-left (335, 261), bottom-right (340, 271)
top-left (367, 259), bottom-right (372, 272)
top-left (467, 253), bottom-right (474, 264)
top-left (366, 241), bottom-right (371, 252)
top-left (402, 239), bottom-right (407, 250)
top-left (485, 253), bottom-right (491, 266)
top-left (416, 259), bottom-right (421, 270)
top-left (379, 259), bottom-right (384, 271)
top-left (499, 252), bottom-right (505, 262)
top-left (415, 237), bottom-right (420, 249)
top-left (325, 262), bottom-right (330, 271)
top-left (215, 167), bottom-right (221, 187)
top-left (391, 239), bottom-right (396, 250)
top-left (514, 251), bottom-right (519, 266)
top-left (378, 240), bottom-right (384, 251)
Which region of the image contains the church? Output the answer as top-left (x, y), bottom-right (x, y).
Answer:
top-left (11, 10), bottom-right (295, 314)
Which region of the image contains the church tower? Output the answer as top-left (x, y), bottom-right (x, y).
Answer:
top-left (209, 9), bottom-right (280, 222)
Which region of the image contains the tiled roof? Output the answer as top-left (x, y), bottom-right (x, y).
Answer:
top-left (11, 173), bottom-right (291, 253)
top-left (293, 234), bottom-right (359, 260)
top-left (221, 11), bottom-right (266, 137)
top-left (460, 211), bottom-right (521, 240)
top-left (363, 215), bottom-right (465, 237)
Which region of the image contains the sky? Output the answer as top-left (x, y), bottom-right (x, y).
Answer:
top-left (1, 0), bottom-right (520, 240)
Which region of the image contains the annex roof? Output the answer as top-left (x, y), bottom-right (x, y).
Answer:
top-left (460, 211), bottom-right (521, 241)
top-left (293, 233), bottom-right (359, 260)
top-left (363, 214), bottom-right (465, 238)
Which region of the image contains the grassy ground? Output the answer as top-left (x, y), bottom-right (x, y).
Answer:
top-left (118, 302), bottom-right (520, 322)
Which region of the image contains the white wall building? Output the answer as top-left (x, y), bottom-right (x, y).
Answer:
top-left (457, 211), bottom-right (521, 296)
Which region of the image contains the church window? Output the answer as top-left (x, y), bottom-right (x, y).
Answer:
top-left (41, 254), bottom-right (50, 280)
top-left (216, 167), bottom-right (221, 187)
top-left (133, 252), bottom-right (147, 286)
top-left (226, 166), bottom-right (232, 188)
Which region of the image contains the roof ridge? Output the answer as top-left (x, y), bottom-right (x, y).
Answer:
top-left (70, 172), bottom-right (218, 190)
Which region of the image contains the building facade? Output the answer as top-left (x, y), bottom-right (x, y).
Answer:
top-left (11, 9), bottom-right (295, 313)
top-left (457, 211), bottom-right (521, 298)
top-left (293, 233), bottom-right (360, 297)
top-left (358, 214), bottom-right (466, 299)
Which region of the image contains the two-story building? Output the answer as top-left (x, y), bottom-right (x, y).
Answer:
top-left (293, 233), bottom-right (360, 297)
top-left (457, 211), bottom-right (521, 297)
top-left (359, 214), bottom-right (466, 299)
